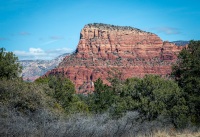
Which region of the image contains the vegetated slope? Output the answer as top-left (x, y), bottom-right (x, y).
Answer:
top-left (44, 23), bottom-right (185, 93)
top-left (20, 53), bottom-right (69, 81)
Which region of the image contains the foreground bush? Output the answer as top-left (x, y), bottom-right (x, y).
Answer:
top-left (36, 76), bottom-right (89, 114)
top-left (172, 40), bottom-right (200, 125)
top-left (86, 75), bottom-right (189, 128)
top-left (125, 75), bottom-right (188, 128)
top-left (0, 79), bottom-right (57, 114)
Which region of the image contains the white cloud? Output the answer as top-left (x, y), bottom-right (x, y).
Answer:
top-left (14, 47), bottom-right (73, 60)
top-left (29, 48), bottom-right (45, 54)
top-left (47, 48), bottom-right (73, 54)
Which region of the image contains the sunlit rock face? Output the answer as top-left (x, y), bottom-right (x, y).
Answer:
top-left (44, 23), bottom-right (185, 93)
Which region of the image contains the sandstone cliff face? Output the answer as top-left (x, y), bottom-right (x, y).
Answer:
top-left (44, 23), bottom-right (185, 93)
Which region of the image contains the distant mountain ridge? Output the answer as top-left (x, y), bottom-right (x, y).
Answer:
top-left (171, 41), bottom-right (189, 46)
top-left (20, 53), bottom-right (69, 81)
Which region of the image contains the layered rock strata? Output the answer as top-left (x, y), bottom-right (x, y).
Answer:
top-left (44, 23), bottom-right (185, 93)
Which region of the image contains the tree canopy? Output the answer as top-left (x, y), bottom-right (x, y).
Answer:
top-left (0, 48), bottom-right (22, 79)
top-left (172, 40), bottom-right (200, 125)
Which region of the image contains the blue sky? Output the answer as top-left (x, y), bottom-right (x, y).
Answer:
top-left (0, 0), bottom-right (200, 60)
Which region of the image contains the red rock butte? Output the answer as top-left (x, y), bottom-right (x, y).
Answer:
top-left (44, 23), bottom-right (185, 93)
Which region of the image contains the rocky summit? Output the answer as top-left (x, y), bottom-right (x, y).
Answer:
top-left (44, 23), bottom-right (185, 93)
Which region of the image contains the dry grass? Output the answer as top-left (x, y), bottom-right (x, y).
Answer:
top-left (137, 129), bottom-right (200, 137)
top-left (1, 106), bottom-right (200, 137)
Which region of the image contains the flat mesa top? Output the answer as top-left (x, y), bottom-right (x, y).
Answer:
top-left (84, 23), bottom-right (153, 34)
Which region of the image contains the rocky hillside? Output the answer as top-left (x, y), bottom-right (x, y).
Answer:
top-left (20, 53), bottom-right (69, 81)
top-left (44, 23), bottom-right (185, 93)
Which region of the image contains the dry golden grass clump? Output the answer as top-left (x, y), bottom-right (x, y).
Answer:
top-left (138, 130), bottom-right (200, 137)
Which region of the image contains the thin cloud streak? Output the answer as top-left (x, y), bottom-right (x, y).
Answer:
top-left (150, 27), bottom-right (181, 35)
top-left (167, 7), bottom-right (187, 13)
top-left (40, 40), bottom-right (58, 46)
top-left (40, 36), bottom-right (65, 46)
top-left (50, 36), bottom-right (64, 40)
top-left (0, 37), bottom-right (7, 41)
top-left (19, 31), bottom-right (30, 36)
